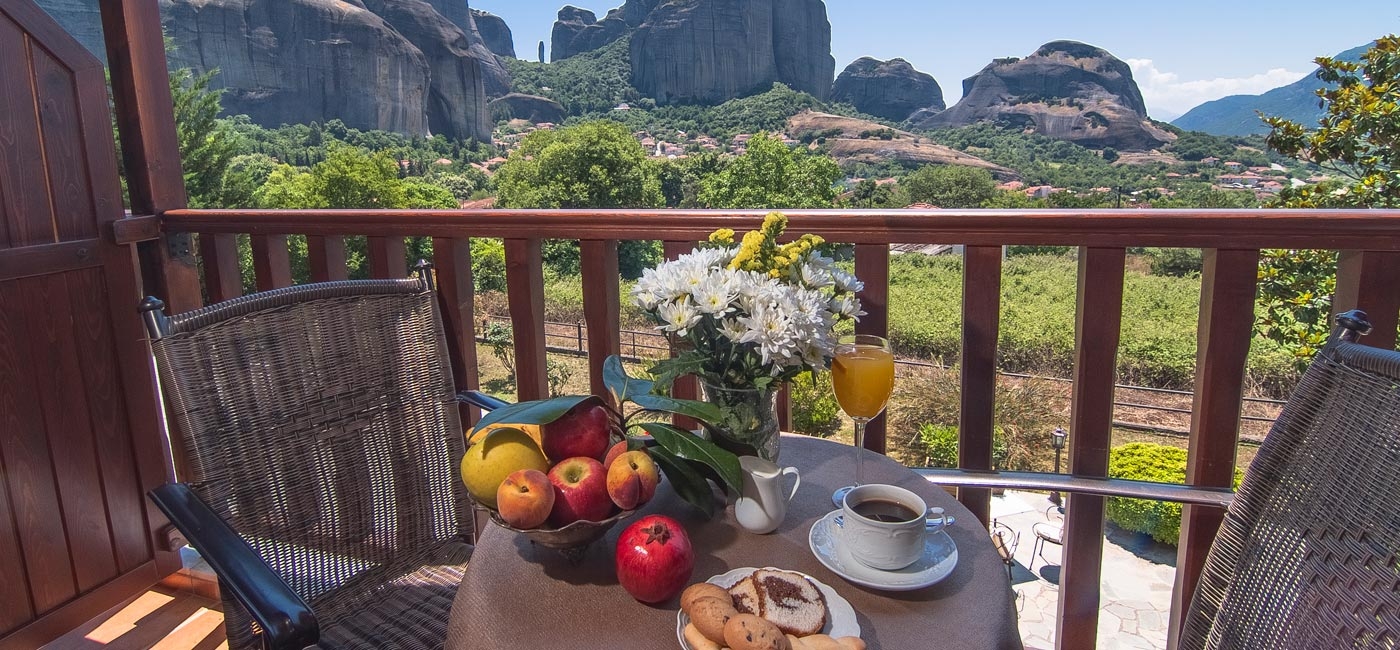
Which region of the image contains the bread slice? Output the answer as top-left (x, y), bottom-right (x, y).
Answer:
top-left (752, 569), bottom-right (827, 636)
top-left (728, 575), bottom-right (761, 615)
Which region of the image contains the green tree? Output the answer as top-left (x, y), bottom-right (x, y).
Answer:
top-left (218, 153), bottom-right (278, 208)
top-left (1264, 36), bottom-right (1400, 208)
top-left (697, 132), bottom-right (840, 208)
top-left (901, 165), bottom-right (997, 208)
top-left (494, 121), bottom-right (664, 278)
top-left (170, 67), bottom-right (239, 207)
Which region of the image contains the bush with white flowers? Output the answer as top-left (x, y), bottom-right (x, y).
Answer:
top-left (633, 212), bottom-right (864, 391)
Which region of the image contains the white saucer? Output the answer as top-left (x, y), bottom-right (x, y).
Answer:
top-left (676, 566), bottom-right (859, 648)
top-left (808, 509), bottom-right (958, 591)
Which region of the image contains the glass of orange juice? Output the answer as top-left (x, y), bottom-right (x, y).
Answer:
top-left (830, 334), bottom-right (895, 507)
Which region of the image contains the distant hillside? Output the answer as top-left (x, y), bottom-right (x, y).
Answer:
top-left (789, 111), bottom-right (1017, 179)
top-left (1172, 43), bottom-right (1370, 136)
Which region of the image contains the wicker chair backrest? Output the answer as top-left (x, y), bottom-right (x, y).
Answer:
top-left (1178, 340), bottom-right (1400, 649)
top-left (149, 279), bottom-right (470, 604)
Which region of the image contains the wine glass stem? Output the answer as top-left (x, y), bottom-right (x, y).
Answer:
top-left (853, 418), bottom-right (869, 487)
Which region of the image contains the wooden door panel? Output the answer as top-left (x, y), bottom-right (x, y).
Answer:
top-left (0, 0), bottom-right (178, 644)
top-left (32, 42), bottom-right (97, 241)
top-left (0, 13), bottom-right (56, 248)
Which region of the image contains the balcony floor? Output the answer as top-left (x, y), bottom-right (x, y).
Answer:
top-left (41, 585), bottom-right (226, 650)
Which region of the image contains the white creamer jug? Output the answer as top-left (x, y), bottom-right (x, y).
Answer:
top-left (734, 456), bottom-right (801, 534)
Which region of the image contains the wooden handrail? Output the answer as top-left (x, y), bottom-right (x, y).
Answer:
top-left (162, 208), bottom-right (1400, 249)
top-left (146, 206), bottom-right (1400, 650)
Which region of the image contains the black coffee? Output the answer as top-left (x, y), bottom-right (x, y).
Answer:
top-left (852, 499), bottom-right (919, 523)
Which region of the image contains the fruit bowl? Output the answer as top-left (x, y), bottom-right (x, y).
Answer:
top-left (485, 505), bottom-right (636, 563)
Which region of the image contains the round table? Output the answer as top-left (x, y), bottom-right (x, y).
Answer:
top-left (446, 435), bottom-right (1023, 649)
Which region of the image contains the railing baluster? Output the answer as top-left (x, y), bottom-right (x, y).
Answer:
top-left (505, 238), bottom-right (548, 401)
top-left (434, 237), bottom-right (479, 424)
top-left (199, 233), bottom-right (241, 302)
top-left (1167, 248), bottom-right (1259, 649)
top-left (1334, 250), bottom-right (1400, 350)
top-left (307, 235), bottom-right (349, 282)
top-left (1057, 247), bottom-right (1126, 650)
top-left (854, 243), bottom-right (890, 452)
top-left (250, 234), bottom-right (292, 291)
top-left (368, 236), bottom-right (408, 278)
top-left (664, 241), bottom-right (699, 428)
top-left (958, 245), bottom-right (1001, 525)
top-left (581, 240), bottom-right (621, 405)
top-left (776, 384), bottom-right (791, 432)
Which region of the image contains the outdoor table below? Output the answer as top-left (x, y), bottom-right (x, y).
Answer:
top-left (446, 434), bottom-right (1023, 650)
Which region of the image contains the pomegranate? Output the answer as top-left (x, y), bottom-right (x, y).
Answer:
top-left (615, 515), bottom-right (694, 603)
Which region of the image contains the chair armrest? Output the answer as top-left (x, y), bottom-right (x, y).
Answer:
top-left (915, 468), bottom-right (1235, 509)
top-left (148, 483), bottom-right (318, 650)
top-left (458, 390), bottom-right (511, 413)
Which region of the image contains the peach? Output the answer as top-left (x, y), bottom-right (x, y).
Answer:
top-left (607, 450), bottom-right (660, 510)
top-left (496, 469), bottom-right (554, 529)
top-left (548, 457), bottom-right (614, 526)
top-left (604, 440), bottom-right (631, 469)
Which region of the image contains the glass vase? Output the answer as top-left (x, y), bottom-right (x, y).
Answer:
top-left (699, 381), bottom-right (781, 462)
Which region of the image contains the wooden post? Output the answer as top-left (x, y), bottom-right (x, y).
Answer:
top-left (434, 237), bottom-right (478, 424)
top-left (580, 240), bottom-right (621, 405)
top-left (1167, 249), bottom-right (1259, 649)
top-left (1334, 250), bottom-right (1400, 350)
top-left (664, 241), bottom-right (699, 428)
top-left (250, 234), bottom-right (292, 291)
top-left (100, 0), bottom-right (200, 311)
top-left (958, 245), bottom-right (1001, 525)
top-left (1055, 247), bottom-right (1126, 650)
top-left (368, 236), bottom-right (408, 278)
top-left (505, 239), bottom-right (548, 401)
top-left (307, 235), bottom-right (349, 282)
top-left (854, 243), bottom-right (890, 452)
top-left (198, 233), bottom-right (242, 302)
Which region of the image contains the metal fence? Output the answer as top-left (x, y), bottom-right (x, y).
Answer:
top-left (476, 315), bottom-right (1282, 440)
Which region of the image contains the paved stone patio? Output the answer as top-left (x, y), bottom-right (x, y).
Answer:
top-left (989, 490), bottom-right (1178, 649)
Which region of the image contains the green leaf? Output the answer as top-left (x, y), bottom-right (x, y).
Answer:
top-left (640, 422), bottom-right (742, 494)
top-left (630, 394), bottom-right (724, 424)
top-left (649, 446), bottom-right (715, 518)
top-left (604, 355), bottom-right (654, 405)
top-left (471, 395), bottom-right (592, 432)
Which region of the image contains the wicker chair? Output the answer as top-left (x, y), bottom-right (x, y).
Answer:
top-left (1178, 310), bottom-right (1400, 649)
top-left (141, 270), bottom-right (471, 650)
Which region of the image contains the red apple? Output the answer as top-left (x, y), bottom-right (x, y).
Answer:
top-left (603, 440), bottom-right (630, 469)
top-left (496, 469), bottom-right (554, 529)
top-left (615, 515), bottom-right (694, 603)
top-left (542, 400), bottom-right (613, 463)
top-left (547, 457), bottom-right (613, 526)
top-left (607, 450), bottom-right (660, 510)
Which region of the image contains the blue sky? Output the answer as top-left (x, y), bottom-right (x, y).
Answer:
top-left (472, 1), bottom-right (1398, 120)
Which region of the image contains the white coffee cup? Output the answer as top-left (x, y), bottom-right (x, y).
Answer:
top-left (835, 484), bottom-right (931, 570)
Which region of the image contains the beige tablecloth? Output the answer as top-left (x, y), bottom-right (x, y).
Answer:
top-left (446, 434), bottom-right (1022, 649)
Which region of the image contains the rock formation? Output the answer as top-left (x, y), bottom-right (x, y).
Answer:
top-left (471, 9), bottom-right (515, 58)
top-left (629, 0), bottom-right (834, 104)
top-left (788, 111), bottom-right (1016, 180)
top-left (550, 6), bottom-right (632, 62)
top-left (33, 0), bottom-right (107, 63)
top-left (912, 40), bottom-right (1174, 151)
top-left (148, 0), bottom-right (496, 141)
top-left (489, 93), bottom-right (566, 124)
top-left (415, 0), bottom-right (511, 97)
top-left (830, 57), bottom-right (944, 122)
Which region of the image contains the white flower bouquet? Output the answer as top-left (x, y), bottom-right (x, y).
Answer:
top-left (631, 213), bottom-right (864, 458)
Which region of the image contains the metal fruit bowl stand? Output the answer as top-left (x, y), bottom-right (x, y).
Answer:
top-left (482, 503), bottom-right (636, 564)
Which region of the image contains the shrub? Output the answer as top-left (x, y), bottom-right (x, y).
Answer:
top-left (892, 365), bottom-right (1060, 471)
top-left (1145, 248), bottom-right (1203, 277)
top-left (789, 371), bottom-right (842, 438)
top-left (917, 424), bottom-right (1008, 469)
top-left (1106, 442), bottom-right (1243, 544)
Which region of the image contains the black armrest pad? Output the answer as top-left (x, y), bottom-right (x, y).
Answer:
top-left (148, 483), bottom-right (318, 649)
top-left (457, 390), bottom-right (511, 413)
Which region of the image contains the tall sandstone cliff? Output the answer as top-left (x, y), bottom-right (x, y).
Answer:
top-left (913, 40), bottom-right (1174, 151)
top-left (39, 0), bottom-right (500, 141)
top-left (830, 57), bottom-right (944, 122)
top-left (471, 9), bottom-right (515, 58)
top-left (551, 0), bottom-right (834, 105)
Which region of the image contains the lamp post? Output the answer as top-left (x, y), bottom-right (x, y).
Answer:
top-left (1050, 427), bottom-right (1067, 507)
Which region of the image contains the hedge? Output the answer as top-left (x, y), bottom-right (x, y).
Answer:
top-left (1106, 442), bottom-right (1243, 544)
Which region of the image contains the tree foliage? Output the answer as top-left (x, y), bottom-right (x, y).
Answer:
top-left (1264, 35), bottom-right (1400, 208)
top-left (901, 165), bottom-right (997, 208)
top-left (697, 132), bottom-right (840, 208)
top-left (170, 67), bottom-right (239, 207)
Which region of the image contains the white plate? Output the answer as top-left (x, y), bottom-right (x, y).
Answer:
top-left (675, 566), bottom-right (860, 648)
top-left (808, 509), bottom-right (958, 591)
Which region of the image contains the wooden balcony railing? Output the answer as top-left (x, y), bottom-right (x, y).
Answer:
top-left (134, 207), bottom-right (1400, 650)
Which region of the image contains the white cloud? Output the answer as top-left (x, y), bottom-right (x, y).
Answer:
top-left (1126, 59), bottom-right (1310, 120)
